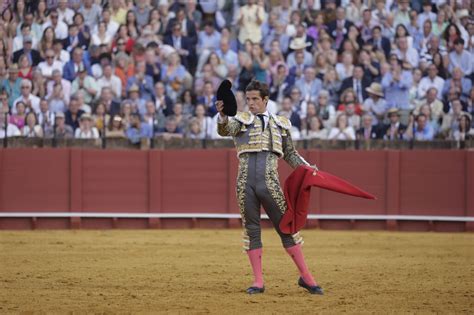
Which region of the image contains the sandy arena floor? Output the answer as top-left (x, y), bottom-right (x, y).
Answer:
top-left (0, 229), bottom-right (473, 314)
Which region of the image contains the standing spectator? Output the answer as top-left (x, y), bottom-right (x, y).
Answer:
top-left (166, 8), bottom-right (198, 45)
top-left (22, 111), bottom-right (43, 137)
top-left (12, 79), bottom-right (40, 114)
top-left (217, 37), bottom-right (239, 76)
top-left (381, 60), bottom-right (413, 124)
top-left (363, 82), bottom-right (386, 126)
top-left (73, 12), bottom-right (91, 45)
top-left (126, 112), bottom-right (153, 144)
top-left (74, 113), bottom-right (99, 139)
top-left (13, 24), bottom-right (38, 53)
top-left (46, 69), bottom-right (71, 104)
top-left (328, 113), bottom-right (356, 140)
top-left (369, 25), bottom-right (391, 58)
top-left (237, 0), bottom-right (265, 46)
top-left (295, 66), bottom-right (322, 105)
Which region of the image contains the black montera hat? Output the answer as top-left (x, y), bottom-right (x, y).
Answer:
top-left (216, 79), bottom-right (237, 117)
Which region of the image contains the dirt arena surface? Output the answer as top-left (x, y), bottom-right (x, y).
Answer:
top-left (1, 229), bottom-right (473, 314)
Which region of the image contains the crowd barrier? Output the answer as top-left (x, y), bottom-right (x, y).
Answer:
top-left (0, 147), bottom-right (472, 231)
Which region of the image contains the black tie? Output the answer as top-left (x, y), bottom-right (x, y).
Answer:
top-left (257, 114), bottom-right (265, 132)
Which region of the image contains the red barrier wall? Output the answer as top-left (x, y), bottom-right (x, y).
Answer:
top-left (0, 148), bottom-right (473, 231)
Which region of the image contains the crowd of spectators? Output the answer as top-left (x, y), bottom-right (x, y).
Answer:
top-left (0, 0), bottom-right (472, 144)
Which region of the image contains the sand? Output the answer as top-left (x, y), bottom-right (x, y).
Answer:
top-left (1, 229), bottom-right (473, 314)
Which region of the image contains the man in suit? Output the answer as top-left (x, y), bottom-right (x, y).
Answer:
top-left (165, 8), bottom-right (198, 45)
top-left (295, 66), bottom-right (322, 103)
top-left (163, 22), bottom-right (195, 70)
top-left (216, 80), bottom-right (323, 295)
top-left (62, 46), bottom-right (91, 82)
top-left (13, 36), bottom-right (42, 66)
top-left (356, 114), bottom-right (381, 140)
top-left (368, 26), bottom-right (391, 58)
top-left (340, 65), bottom-right (371, 103)
top-left (62, 23), bottom-right (89, 53)
top-left (327, 7), bottom-right (353, 48)
top-left (383, 108), bottom-right (407, 140)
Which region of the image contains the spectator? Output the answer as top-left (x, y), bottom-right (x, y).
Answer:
top-left (304, 116), bottom-right (329, 140)
top-left (193, 103), bottom-right (212, 139)
top-left (133, 0), bottom-right (151, 28)
top-left (106, 114), bottom-right (126, 138)
top-left (197, 81), bottom-right (217, 117)
top-left (442, 67), bottom-right (472, 103)
top-left (13, 23), bottom-right (38, 53)
top-left (383, 108), bottom-right (407, 140)
top-left (126, 84), bottom-right (146, 115)
top-left (18, 54), bottom-right (33, 80)
top-left (415, 88), bottom-right (444, 123)
top-left (296, 66), bottom-right (322, 106)
top-left (74, 113), bottom-right (99, 139)
top-left (328, 113), bottom-right (356, 140)
top-left (278, 96), bottom-right (301, 130)
top-left (13, 36), bottom-right (41, 66)
top-left (22, 111), bottom-right (43, 137)
top-left (357, 114), bottom-right (381, 140)
top-left (328, 7), bottom-right (354, 49)
top-left (160, 53), bottom-right (187, 101)
top-left (286, 37), bottom-right (313, 69)
top-left (237, 0), bottom-right (265, 46)
top-left (441, 99), bottom-right (467, 136)
top-left (45, 111), bottom-right (73, 139)
top-left (217, 37), bottom-right (238, 75)
top-left (37, 98), bottom-right (55, 129)
top-left (381, 59), bottom-right (413, 124)
top-left (450, 113), bottom-right (473, 141)
top-left (63, 47), bottom-right (91, 81)
top-left (79, 0), bottom-right (102, 29)
top-left (126, 112), bottom-right (152, 144)
top-left (65, 95), bottom-right (84, 130)
top-left (164, 22), bottom-right (195, 70)
top-left (92, 102), bottom-right (109, 135)
top-left (43, 9), bottom-right (68, 40)
top-left (9, 101), bottom-right (27, 129)
top-left (363, 82), bottom-right (386, 126)
top-left (156, 116), bottom-right (184, 140)
top-left (408, 113), bottom-right (435, 141)
top-left (448, 38), bottom-right (472, 77)
top-left (153, 82), bottom-right (173, 117)
top-left (97, 64), bottom-right (122, 100)
top-left (47, 82), bottom-right (67, 113)
top-left (369, 25), bottom-right (391, 59)
top-left (71, 64), bottom-right (97, 105)
top-left (0, 106), bottom-right (21, 138)
top-left (39, 26), bottom-right (57, 58)
top-left (393, 36), bottom-right (419, 69)
top-left (418, 64), bottom-right (445, 100)
top-left (2, 64), bottom-right (22, 110)
top-left (340, 65), bottom-right (370, 104)
top-left (12, 79), bottom-right (40, 114)
top-left (57, 0), bottom-right (75, 25)
top-left (37, 49), bottom-right (63, 80)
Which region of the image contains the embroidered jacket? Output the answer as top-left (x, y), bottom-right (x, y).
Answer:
top-left (217, 111), bottom-right (309, 168)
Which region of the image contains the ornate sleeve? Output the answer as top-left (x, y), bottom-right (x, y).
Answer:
top-left (282, 130), bottom-right (311, 169)
top-left (217, 118), bottom-right (242, 137)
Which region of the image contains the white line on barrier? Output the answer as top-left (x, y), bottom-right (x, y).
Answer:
top-left (0, 212), bottom-right (473, 222)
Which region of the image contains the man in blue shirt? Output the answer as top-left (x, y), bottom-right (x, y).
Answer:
top-left (126, 113), bottom-right (153, 144)
top-left (412, 114), bottom-right (435, 140)
top-left (381, 59), bottom-right (413, 125)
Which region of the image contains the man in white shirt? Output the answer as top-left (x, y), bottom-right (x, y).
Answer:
top-left (42, 10), bottom-right (69, 40)
top-left (46, 69), bottom-right (72, 104)
top-left (37, 49), bottom-right (64, 80)
top-left (57, 0), bottom-right (75, 25)
top-left (394, 36), bottom-right (419, 68)
top-left (93, 8), bottom-right (119, 38)
top-left (12, 24), bottom-right (38, 52)
top-left (12, 79), bottom-right (41, 114)
top-left (216, 37), bottom-right (238, 75)
top-left (96, 64), bottom-right (122, 99)
top-left (417, 64), bottom-right (445, 99)
top-left (0, 107), bottom-right (21, 138)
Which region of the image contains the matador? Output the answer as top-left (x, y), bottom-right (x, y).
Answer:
top-left (216, 80), bottom-right (323, 295)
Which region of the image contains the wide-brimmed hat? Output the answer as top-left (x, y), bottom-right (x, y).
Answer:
top-left (289, 37), bottom-right (311, 50)
top-left (128, 84), bottom-right (140, 93)
top-left (456, 9), bottom-right (469, 19)
top-left (365, 83), bottom-right (384, 97)
top-left (80, 113), bottom-right (92, 121)
top-left (387, 108), bottom-right (400, 116)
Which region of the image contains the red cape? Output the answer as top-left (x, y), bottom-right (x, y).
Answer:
top-left (279, 165), bottom-right (376, 234)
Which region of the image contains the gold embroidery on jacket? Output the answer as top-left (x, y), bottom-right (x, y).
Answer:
top-left (236, 154), bottom-right (250, 250)
top-left (264, 153), bottom-right (287, 215)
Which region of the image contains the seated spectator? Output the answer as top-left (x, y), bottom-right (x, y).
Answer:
top-left (31, 70), bottom-right (47, 100)
top-left (279, 97), bottom-right (302, 130)
top-left (126, 113), bottom-right (153, 144)
top-left (2, 64), bottom-right (22, 110)
top-left (417, 64), bottom-right (445, 100)
top-left (357, 114), bottom-right (381, 140)
top-left (156, 116), bottom-right (184, 140)
top-left (186, 117), bottom-right (203, 139)
top-left (63, 47), bottom-right (91, 82)
top-left (337, 88), bottom-right (363, 116)
top-left (335, 51), bottom-right (355, 82)
top-left (9, 101), bottom-right (27, 129)
top-left (57, 0), bottom-right (75, 25)
top-left (44, 111), bottom-right (74, 139)
top-left (383, 108), bottom-right (407, 140)
top-left (181, 89), bottom-right (196, 117)
top-left (304, 116), bottom-right (329, 140)
top-left (79, 0), bottom-right (102, 30)
top-left (440, 99), bottom-right (468, 136)
top-left (74, 113), bottom-right (99, 139)
top-left (328, 113), bottom-right (356, 140)
top-left (414, 88), bottom-right (443, 123)
top-left (194, 103), bottom-right (212, 139)
top-left (197, 81), bottom-right (217, 117)
top-left (0, 107), bottom-right (21, 138)
top-left (393, 36), bottom-right (419, 69)
top-left (405, 113), bottom-right (435, 141)
top-left (322, 68), bottom-right (342, 106)
top-left (18, 54), bottom-right (33, 80)
top-left (164, 22), bottom-right (195, 70)
top-left (295, 66), bottom-right (322, 105)
top-left (12, 79), bottom-right (40, 114)
top-left (286, 38), bottom-right (313, 69)
top-left (52, 39), bottom-right (71, 67)
top-left (418, 104), bottom-right (440, 134)
top-left (340, 65), bottom-right (370, 104)
top-left (71, 64), bottom-right (97, 105)
top-left (442, 67), bottom-right (472, 103)
top-left (43, 9), bottom-right (68, 40)
top-left (13, 36), bottom-right (41, 66)
top-left (91, 21), bottom-right (113, 49)
top-left (448, 38), bottom-right (472, 77)
top-left (65, 95), bottom-right (84, 130)
top-left (37, 99), bottom-right (55, 130)
top-left (46, 69), bottom-right (71, 104)
top-left (106, 114), bottom-right (126, 138)
top-left (363, 82), bottom-right (387, 125)
top-left (92, 103), bottom-right (109, 135)
top-left (450, 113), bottom-right (473, 141)
top-left (47, 82), bottom-right (68, 113)
top-left (96, 64), bottom-right (122, 100)
top-left (169, 102), bottom-right (189, 131)
top-left (216, 37), bottom-right (238, 76)
top-left (160, 52), bottom-right (187, 101)
top-left (22, 111), bottom-right (43, 137)
top-left (369, 25), bottom-right (391, 58)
